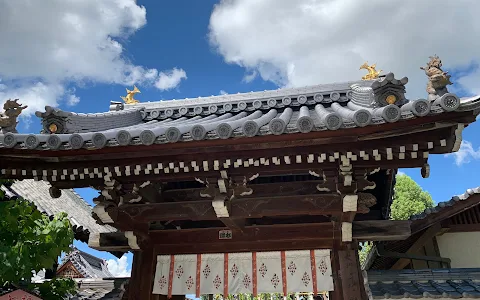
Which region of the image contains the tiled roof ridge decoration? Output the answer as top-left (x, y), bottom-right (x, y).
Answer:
top-left (366, 268), bottom-right (480, 299)
top-left (409, 186), bottom-right (480, 221)
top-left (2, 65), bottom-right (480, 150)
top-left (0, 99), bottom-right (28, 134)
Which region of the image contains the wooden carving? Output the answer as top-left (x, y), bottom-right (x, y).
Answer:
top-left (0, 99), bottom-right (27, 133)
top-left (357, 192), bottom-right (377, 214)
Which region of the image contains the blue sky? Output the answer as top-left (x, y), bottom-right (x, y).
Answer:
top-left (2, 0), bottom-right (480, 277)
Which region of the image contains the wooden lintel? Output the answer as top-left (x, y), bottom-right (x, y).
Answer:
top-left (120, 193), bottom-right (342, 222)
top-left (352, 220), bottom-right (411, 241)
top-left (442, 223), bottom-right (480, 232)
top-left (149, 223), bottom-right (335, 244)
top-left (91, 220), bottom-right (412, 252)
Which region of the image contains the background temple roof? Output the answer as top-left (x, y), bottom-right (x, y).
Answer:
top-left (59, 247), bottom-right (113, 279)
top-left (1, 180), bottom-right (116, 242)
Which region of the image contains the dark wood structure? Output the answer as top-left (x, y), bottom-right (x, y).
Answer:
top-left (1, 59), bottom-right (479, 299)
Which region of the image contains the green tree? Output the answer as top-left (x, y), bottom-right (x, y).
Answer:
top-left (390, 174), bottom-right (434, 220)
top-left (0, 179), bottom-right (76, 299)
top-left (359, 173), bottom-right (434, 266)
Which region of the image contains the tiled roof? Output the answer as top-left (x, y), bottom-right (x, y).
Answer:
top-left (2, 73), bottom-right (479, 151)
top-left (1, 180), bottom-right (116, 241)
top-left (72, 278), bottom-right (128, 300)
top-left (366, 269), bottom-right (480, 299)
top-left (60, 248), bottom-right (113, 278)
top-left (410, 186), bottom-right (480, 221)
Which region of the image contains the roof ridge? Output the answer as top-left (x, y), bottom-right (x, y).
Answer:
top-left (410, 186), bottom-right (480, 221)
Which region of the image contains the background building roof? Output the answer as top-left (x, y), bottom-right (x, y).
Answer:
top-left (1, 180), bottom-right (116, 243)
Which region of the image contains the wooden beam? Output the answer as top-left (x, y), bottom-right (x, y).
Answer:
top-left (120, 193), bottom-right (342, 222)
top-left (91, 220), bottom-right (412, 252)
top-left (149, 223), bottom-right (335, 244)
top-left (377, 244), bottom-right (451, 266)
top-left (390, 223), bottom-right (442, 270)
top-left (352, 220), bottom-right (411, 241)
top-left (443, 223), bottom-right (480, 232)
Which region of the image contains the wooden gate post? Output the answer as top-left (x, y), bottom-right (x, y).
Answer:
top-left (128, 244), bottom-right (156, 300)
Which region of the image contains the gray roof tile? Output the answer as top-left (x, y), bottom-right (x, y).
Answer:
top-left (2, 74), bottom-right (480, 151)
top-left (409, 186), bottom-right (480, 221)
top-left (60, 248), bottom-right (113, 279)
top-left (366, 269), bottom-right (480, 299)
top-left (3, 180), bottom-right (116, 239)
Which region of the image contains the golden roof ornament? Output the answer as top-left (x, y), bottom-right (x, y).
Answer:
top-left (360, 62), bottom-right (382, 80)
top-left (120, 85), bottom-right (141, 104)
top-left (0, 99), bottom-right (28, 133)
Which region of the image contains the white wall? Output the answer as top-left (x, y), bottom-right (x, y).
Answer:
top-left (437, 232), bottom-right (480, 268)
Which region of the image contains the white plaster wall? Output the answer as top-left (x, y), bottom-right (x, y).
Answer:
top-left (436, 232), bottom-right (480, 268)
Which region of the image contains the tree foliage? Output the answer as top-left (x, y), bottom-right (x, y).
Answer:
top-left (0, 179), bottom-right (76, 299)
top-left (359, 174), bottom-right (434, 266)
top-left (390, 174), bottom-right (434, 220)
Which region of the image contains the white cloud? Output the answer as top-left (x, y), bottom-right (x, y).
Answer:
top-left (219, 89), bottom-right (228, 95)
top-left (66, 94), bottom-right (80, 106)
top-left (107, 255), bottom-right (131, 277)
top-left (396, 170), bottom-right (405, 176)
top-left (0, 0), bottom-right (186, 116)
top-left (154, 68), bottom-right (187, 91)
top-left (446, 140), bottom-right (480, 166)
top-left (209, 0), bottom-right (480, 98)
top-left (242, 70), bottom-right (257, 83)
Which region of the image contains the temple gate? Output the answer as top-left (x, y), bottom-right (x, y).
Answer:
top-left (1, 58), bottom-right (479, 299)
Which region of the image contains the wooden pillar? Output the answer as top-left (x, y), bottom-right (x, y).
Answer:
top-left (329, 246), bottom-right (368, 300)
top-left (128, 245), bottom-right (156, 300)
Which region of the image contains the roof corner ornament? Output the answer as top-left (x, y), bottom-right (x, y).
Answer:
top-left (120, 85), bottom-right (141, 104)
top-left (0, 99), bottom-right (28, 133)
top-left (360, 62), bottom-right (382, 80)
top-left (421, 55), bottom-right (453, 101)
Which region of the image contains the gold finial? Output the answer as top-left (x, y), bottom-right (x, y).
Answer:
top-left (0, 99), bottom-right (28, 134)
top-left (360, 62), bottom-right (382, 80)
top-left (120, 85), bottom-right (141, 104)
